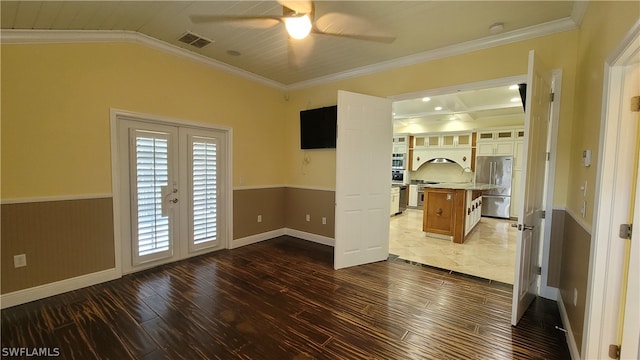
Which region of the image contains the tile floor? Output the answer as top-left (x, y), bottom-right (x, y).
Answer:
top-left (389, 209), bottom-right (517, 284)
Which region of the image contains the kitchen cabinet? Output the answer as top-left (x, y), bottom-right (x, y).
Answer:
top-left (393, 135), bottom-right (409, 154)
top-left (390, 187), bottom-right (400, 216)
top-left (413, 132), bottom-right (472, 149)
top-left (476, 128), bottom-right (523, 156)
top-left (465, 190), bottom-right (483, 236)
top-left (422, 188), bottom-right (466, 243)
top-left (408, 184), bottom-right (418, 207)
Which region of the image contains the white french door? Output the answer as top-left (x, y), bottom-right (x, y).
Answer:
top-left (117, 117), bottom-right (227, 273)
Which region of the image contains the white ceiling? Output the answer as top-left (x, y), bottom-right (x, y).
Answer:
top-left (1, 1), bottom-right (581, 87)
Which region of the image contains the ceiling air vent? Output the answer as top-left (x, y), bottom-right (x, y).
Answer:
top-left (178, 31), bottom-right (213, 49)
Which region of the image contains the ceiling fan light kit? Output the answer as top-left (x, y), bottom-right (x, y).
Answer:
top-left (285, 15), bottom-right (312, 39)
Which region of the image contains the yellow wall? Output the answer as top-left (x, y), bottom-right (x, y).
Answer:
top-left (285, 30), bottom-right (579, 207)
top-left (567, 1), bottom-right (640, 226)
top-left (1, 42), bottom-right (287, 199)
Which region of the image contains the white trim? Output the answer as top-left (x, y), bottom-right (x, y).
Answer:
top-left (584, 19), bottom-right (640, 360)
top-left (287, 18), bottom-right (577, 90)
top-left (233, 184), bottom-right (336, 192)
top-left (284, 228), bottom-right (335, 247)
top-left (1, 16), bottom-right (577, 91)
top-left (1, 194), bottom-right (112, 204)
top-left (564, 206), bottom-right (592, 236)
top-left (230, 229), bottom-right (286, 249)
top-left (233, 184), bottom-right (288, 191)
top-left (539, 69), bottom-right (563, 302)
top-left (558, 291), bottom-right (581, 360)
top-left (110, 109), bottom-right (233, 274)
top-left (0, 268), bottom-right (120, 309)
top-left (570, 1), bottom-right (589, 27)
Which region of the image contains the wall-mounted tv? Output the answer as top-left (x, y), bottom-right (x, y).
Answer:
top-left (300, 105), bottom-right (337, 149)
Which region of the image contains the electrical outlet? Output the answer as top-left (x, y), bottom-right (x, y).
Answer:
top-left (573, 288), bottom-right (578, 306)
top-left (14, 254), bottom-right (26, 268)
top-left (257, 215), bottom-right (262, 223)
top-left (306, 214), bottom-right (310, 222)
top-left (322, 217), bottom-right (327, 225)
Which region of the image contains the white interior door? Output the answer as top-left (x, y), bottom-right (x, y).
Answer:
top-left (334, 90), bottom-right (392, 269)
top-left (117, 117), bottom-right (227, 274)
top-left (511, 50), bottom-right (552, 325)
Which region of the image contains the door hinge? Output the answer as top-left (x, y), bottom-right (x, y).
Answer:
top-left (631, 95), bottom-right (640, 112)
top-left (536, 266), bottom-right (542, 275)
top-left (540, 210), bottom-right (546, 219)
top-left (619, 223), bottom-right (632, 239)
top-left (546, 152), bottom-right (551, 161)
top-left (550, 92), bottom-right (555, 102)
top-left (608, 344), bottom-right (620, 359)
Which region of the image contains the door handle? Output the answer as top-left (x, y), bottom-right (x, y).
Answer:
top-left (436, 208), bottom-right (442, 216)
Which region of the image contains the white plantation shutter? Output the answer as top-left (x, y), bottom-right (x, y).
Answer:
top-left (132, 130), bottom-right (173, 263)
top-left (189, 135), bottom-right (218, 250)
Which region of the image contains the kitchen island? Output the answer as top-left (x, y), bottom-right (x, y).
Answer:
top-left (421, 182), bottom-right (496, 244)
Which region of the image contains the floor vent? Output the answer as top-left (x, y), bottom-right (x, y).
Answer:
top-left (178, 31), bottom-right (213, 48)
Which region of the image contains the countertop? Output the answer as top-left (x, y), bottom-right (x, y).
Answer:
top-left (422, 182), bottom-right (498, 191)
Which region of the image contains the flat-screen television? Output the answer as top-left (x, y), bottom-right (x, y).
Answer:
top-left (300, 105), bottom-right (337, 149)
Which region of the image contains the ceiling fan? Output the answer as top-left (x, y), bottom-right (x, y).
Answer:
top-left (189, 0), bottom-right (396, 43)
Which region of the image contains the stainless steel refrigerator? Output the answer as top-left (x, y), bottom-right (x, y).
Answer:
top-left (476, 156), bottom-right (513, 219)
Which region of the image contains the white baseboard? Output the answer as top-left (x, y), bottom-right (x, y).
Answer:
top-left (230, 229), bottom-right (286, 249)
top-left (2, 229), bottom-right (332, 309)
top-left (284, 228), bottom-right (335, 246)
top-left (557, 292), bottom-right (581, 360)
top-left (0, 268), bottom-right (120, 309)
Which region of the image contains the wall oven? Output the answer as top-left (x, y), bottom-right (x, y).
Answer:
top-left (392, 153), bottom-right (407, 170)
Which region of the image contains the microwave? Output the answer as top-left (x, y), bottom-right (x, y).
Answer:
top-left (392, 153), bottom-right (406, 170)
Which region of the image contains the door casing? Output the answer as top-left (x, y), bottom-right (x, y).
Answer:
top-left (110, 109), bottom-right (233, 275)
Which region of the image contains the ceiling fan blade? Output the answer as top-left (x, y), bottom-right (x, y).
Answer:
top-left (189, 15), bottom-right (282, 29)
top-left (314, 13), bottom-right (396, 43)
top-left (288, 36), bottom-right (315, 69)
top-left (278, 0), bottom-right (313, 15)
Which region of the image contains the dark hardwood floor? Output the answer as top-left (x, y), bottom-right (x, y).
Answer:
top-left (1, 236), bottom-right (571, 359)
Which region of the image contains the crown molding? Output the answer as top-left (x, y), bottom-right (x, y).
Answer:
top-left (0, 29), bottom-right (286, 91)
top-left (286, 17), bottom-right (578, 90)
top-left (2, 16), bottom-right (577, 92)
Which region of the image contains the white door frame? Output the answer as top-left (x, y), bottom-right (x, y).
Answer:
top-left (584, 20), bottom-right (640, 360)
top-left (109, 109), bottom-right (234, 276)
top-left (390, 74), bottom-right (561, 300)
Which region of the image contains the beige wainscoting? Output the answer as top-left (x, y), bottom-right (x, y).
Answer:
top-left (232, 187), bottom-right (336, 242)
top-left (1, 197), bottom-right (115, 294)
top-left (558, 210), bottom-right (591, 356)
top-left (284, 187), bottom-right (335, 239)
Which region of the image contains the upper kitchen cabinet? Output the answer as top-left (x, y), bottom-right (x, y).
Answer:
top-left (476, 128), bottom-right (521, 156)
top-left (393, 135), bottom-right (409, 154)
top-left (413, 132), bottom-right (472, 149)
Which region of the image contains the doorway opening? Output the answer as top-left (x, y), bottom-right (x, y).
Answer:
top-left (388, 72), bottom-right (559, 293)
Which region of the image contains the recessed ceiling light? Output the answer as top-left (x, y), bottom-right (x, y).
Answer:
top-left (449, 116), bottom-right (457, 121)
top-left (434, 106), bottom-right (443, 111)
top-left (422, 97), bottom-right (431, 102)
top-left (509, 84), bottom-right (519, 90)
top-left (510, 97), bottom-right (521, 102)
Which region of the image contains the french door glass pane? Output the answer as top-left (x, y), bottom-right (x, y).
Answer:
top-left (191, 138), bottom-right (217, 245)
top-left (135, 135), bottom-right (170, 256)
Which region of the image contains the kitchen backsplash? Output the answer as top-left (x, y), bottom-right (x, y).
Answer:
top-left (409, 163), bottom-right (474, 183)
